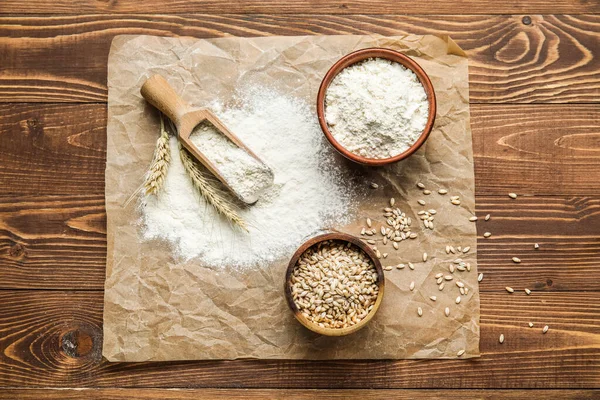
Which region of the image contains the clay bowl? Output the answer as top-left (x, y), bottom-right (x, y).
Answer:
top-left (316, 48), bottom-right (437, 166)
top-left (284, 232), bottom-right (385, 336)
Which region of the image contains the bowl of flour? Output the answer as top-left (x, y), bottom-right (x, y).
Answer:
top-left (317, 48), bottom-right (436, 165)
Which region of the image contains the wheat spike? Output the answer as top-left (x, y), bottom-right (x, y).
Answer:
top-left (143, 115), bottom-right (171, 195)
top-left (179, 144), bottom-right (247, 231)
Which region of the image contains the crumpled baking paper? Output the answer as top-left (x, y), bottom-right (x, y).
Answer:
top-left (103, 34), bottom-right (479, 361)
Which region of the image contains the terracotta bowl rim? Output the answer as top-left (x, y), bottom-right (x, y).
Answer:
top-left (284, 232), bottom-right (385, 336)
top-left (316, 47), bottom-right (437, 166)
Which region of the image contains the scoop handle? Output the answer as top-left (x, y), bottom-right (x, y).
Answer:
top-left (140, 75), bottom-right (190, 128)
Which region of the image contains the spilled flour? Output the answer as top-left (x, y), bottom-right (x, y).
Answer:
top-left (140, 87), bottom-right (357, 268)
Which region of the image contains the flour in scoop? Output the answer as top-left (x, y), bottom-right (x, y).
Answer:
top-left (325, 57), bottom-right (429, 159)
top-left (140, 86), bottom-right (357, 268)
top-left (189, 121), bottom-right (273, 203)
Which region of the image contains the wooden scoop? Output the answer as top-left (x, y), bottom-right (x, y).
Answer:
top-left (141, 74), bottom-right (273, 204)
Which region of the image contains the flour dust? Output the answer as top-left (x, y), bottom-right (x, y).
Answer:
top-left (140, 87), bottom-right (358, 268)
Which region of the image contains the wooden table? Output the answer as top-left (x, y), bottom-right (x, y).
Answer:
top-left (0, 1), bottom-right (598, 398)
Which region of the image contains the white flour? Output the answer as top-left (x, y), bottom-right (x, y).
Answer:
top-left (325, 58), bottom-right (429, 159)
top-left (140, 87), bottom-right (356, 268)
top-left (189, 122), bottom-right (273, 204)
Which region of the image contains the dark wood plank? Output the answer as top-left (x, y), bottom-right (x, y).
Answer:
top-left (471, 104), bottom-right (600, 194)
top-left (0, 15), bottom-right (598, 103)
top-left (1, 194), bottom-right (599, 291)
top-left (1, 388), bottom-right (598, 400)
top-left (0, 290), bottom-right (598, 388)
top-left (0, 103), bottom-right (106, 195)
top-left (1, 0), bottom-right (598, 15)
top-left (1, 103), bottom-right (598, 196)
top-left (0, 195), bottom-right (106, 290)
top-left (475, 195), bottom-right (600, 292)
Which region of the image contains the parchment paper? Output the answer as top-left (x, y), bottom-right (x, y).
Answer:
top-left (104, 34), bottom-right (479, 361)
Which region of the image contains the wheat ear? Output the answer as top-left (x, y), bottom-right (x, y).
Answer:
top-left (142, 115), bottom-right (171, 195)
top-left (179, 144), bottom-right (248, 231)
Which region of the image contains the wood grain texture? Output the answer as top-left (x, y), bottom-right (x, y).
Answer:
top-left (0, 104), bottom-right (106, 195)
top-left (1, 0), bottom-right (599, 15)
top-left (0, 195), bottom-right (106, 290)
top-left (0, 290), bottom-right (598, 388)
top-left (1, 194), bottom-right (599, 291)
top-left (1, 103), bottom-right (598, 196)
top-left (471, 104), bottom-right (600, 194)
top-left (1, 388), bottom-right (599, 400)
top-left (475, 195), bottom-right (600, 292)
top-left (0, 15), bottom-right (598, 103)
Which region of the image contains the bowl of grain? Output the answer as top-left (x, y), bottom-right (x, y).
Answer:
top-left (317, 48), bottom-right (436, 166)
top-left (284, 232), bottom-right (385, 336)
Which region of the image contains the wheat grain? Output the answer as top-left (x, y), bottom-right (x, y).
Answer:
top-left (143, 115), bottom-right (171, 195)
top-left (179, 144), bottom-right (247, 230)
top-left (290, 240), bottom-right (379, 329)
